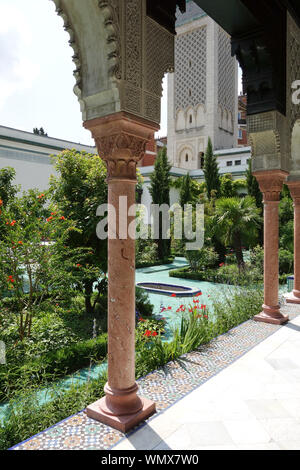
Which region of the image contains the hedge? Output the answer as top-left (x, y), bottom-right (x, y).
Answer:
top-left (0, 334), bottom-right (107, 403)
top-left (136, 256), bottom-right (175, 269)
top-left (169, 267), bottom-right (289, 286)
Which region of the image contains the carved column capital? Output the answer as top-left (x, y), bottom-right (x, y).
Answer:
top-left (84, 112), bottom-right (158, 181)
top-left (287, 180), bottom-right (300, 206)
top-left (253, 170), bottom-right (288, 203)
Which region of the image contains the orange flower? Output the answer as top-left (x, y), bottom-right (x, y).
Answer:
top-left (0, 200), bottom-right (3, 206)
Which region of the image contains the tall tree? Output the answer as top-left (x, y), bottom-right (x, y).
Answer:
top-left (203, 137), bottom-right (220, 199)
top-left (0, 167), bottom-right (18, 208)
top-left (149, 147), bottom-right (171, 260)
top-left (246, 159), bottom-right (263, 208)
top-left (49, 149), bottom-right (108, 314)
top-left (33, 127), bottom-right (48, 136)
top-left (214, 196), bottom-right (262, 271)
top-left (180, 172), bottom-right (193, 207)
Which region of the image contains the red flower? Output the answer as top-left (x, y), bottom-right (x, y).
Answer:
top-left (152, 331), bottom-right (158, 337)
top-left (219, 263), bottom-right (225, 267)
top-left (8, 275), bottom-right (15, 283)
top-left (171, 293), bottom-right (176, 297)
top-left (196, 292), bottom-right (202, 296)
top-left (18, 241), bottom-right (23, 245)
top-left (144, 330), bottom-right (152, 337)
top-left (167, 306), bottom-right (172, 310)
top-left (139, 317), bottom-right (146, 322)
top-left (0, 200), bottom-right (3, 206)
top-left (60, 216), bottom-right (66, 221)
top-left (10, 220), bottom-right (16, 226)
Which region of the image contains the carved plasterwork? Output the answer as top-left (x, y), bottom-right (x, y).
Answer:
top-left (84, 112), bottom-right (158, 181)
top-left (248, 111), bottom-right (289, 172)
top-left (287, 14), bottom-right (300, 177)
top-left (287, 14), bottom-right (300, 132)
top-left (51, 0), bottom-right (176, 125)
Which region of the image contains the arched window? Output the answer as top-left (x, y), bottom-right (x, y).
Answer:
top-left (185, 154), bottom-right (189, 162)
top-left (189, 115), bottom-right (192, 124)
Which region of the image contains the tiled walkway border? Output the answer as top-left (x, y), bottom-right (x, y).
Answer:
top-left (11, 303), bottom-right (300, 450)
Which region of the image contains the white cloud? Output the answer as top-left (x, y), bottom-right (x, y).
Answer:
top-left (0, 3), bottom-right (40, 110)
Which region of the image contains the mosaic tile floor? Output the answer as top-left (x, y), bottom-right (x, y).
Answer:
top-left (11, 302), bottom-right (300, 451)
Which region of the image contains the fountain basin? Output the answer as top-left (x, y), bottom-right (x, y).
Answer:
top-left (136, 282), bottom-right (202, 297)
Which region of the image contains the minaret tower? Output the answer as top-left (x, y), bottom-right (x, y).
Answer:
top-left (167, 0), bottom-right (238, 170)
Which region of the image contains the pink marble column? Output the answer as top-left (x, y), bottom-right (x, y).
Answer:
top-left (84, 112), bottom-right (158, 432)
top-left (253, 170), bottom-right (289, 325)
top-left (286, 181), bottom-right (300, 304)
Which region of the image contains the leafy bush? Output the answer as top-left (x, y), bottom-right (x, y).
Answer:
top-left (169, 264), bottom-right (263, 285)
top-left (136, 287), bottom-right (154, 317)
top-left (279, 248), bottom-right (294, 275)
top-left (0, 335), bottom-right (107, 403)
top-left (185, 247), bottom-right (218, 272)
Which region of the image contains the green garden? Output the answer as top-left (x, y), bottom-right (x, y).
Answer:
top-left (0, 141), bottom-right (293, 449)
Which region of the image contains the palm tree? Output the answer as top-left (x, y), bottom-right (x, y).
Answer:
top-left (214, 196), bottom-right (262, 271)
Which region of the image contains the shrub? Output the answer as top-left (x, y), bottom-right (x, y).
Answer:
top-left (279, 248), bottom-right (294, 275)
top-left (185, 247), bottom-right (218, 272)
top-left (0, 334), bottom-right (107, 403)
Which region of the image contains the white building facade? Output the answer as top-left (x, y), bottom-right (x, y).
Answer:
top-left (0, 125), bottom-right (97, 193)
top-left (167, 1), bottom-right (239, 170)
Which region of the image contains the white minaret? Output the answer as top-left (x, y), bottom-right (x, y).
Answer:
top-left (167, 0), bottom-right (238, 170)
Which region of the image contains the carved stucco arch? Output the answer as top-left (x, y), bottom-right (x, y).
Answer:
top-left (51, 0), bottom-right (175, 126)
top-left (52, 0), bottom-right (120, 122)
top-left (178, 143), bottom-right (195, 166)
top-left (247, 110), bottom-right (289, 173)
top-left (286, 13), bottom-right (300, 176)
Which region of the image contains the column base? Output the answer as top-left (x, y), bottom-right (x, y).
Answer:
top-left (86, 396), bottom-right (156, 433)
top-left (254, 304), bottom-right (288, 325)
top-left (285, 291), bottom-right (300, 304)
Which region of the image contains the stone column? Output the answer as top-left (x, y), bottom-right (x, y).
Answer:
top-left (286, 180), bottom-right (300, 304)
top-left (253, 170), bottom-right (289, 325)
top-left (84, 112), bottom-right (158, 432)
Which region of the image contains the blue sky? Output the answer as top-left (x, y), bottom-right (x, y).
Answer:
top-left (0, 1), bottom-right (242, 145)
